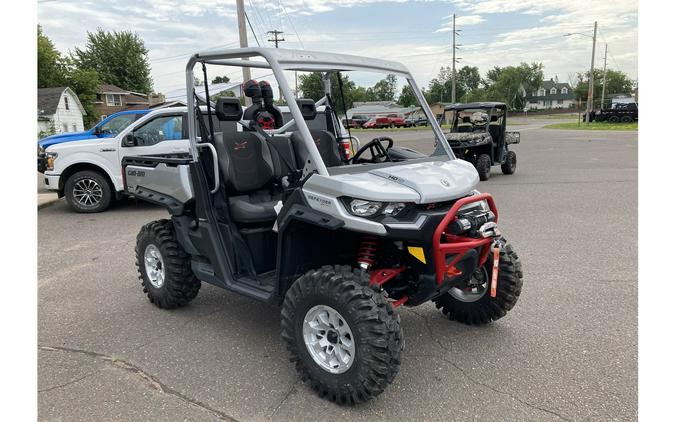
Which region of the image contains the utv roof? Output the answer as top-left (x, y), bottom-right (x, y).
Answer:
top-left (444, 102), bottom-right (507, 110)
top-left (192, 47), bottom-right (411, 76)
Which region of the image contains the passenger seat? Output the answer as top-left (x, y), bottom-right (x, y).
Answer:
top-left (213, 131), bottom-right (282, 224)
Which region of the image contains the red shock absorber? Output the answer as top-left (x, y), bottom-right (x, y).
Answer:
top-left (357, 236), bottom-right (379, 270)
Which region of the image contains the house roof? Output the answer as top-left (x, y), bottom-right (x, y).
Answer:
top-left (98, 84), bottom-right (130, 94)
top-left (38, 86), bottom-right (86, 116)
top-left (126, 93), bottom-right (150, 104)
top-left (526, 78), bottom-right (574, 100)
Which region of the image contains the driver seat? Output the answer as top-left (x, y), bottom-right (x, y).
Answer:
top-left (291, 130), bottom-right (342, 168)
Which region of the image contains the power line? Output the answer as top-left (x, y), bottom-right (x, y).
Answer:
top-left (279, 0), bottom-right (304, 49)
top-left (244, 12), bottom-right (261, 47)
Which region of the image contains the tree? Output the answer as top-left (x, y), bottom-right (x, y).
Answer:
top-left (398, 84), bottom-right (418, 107)
top-left (573, 69), bottom-right (634, 107)
top-left (38, 25), bottom-right (68, 88)
top-left (73, 29), bottom-right (153, 93)
top-left (211, 75), bottom-right (231, 84)
top-left (68, 68), bottom-right (101, 127)
top-left (298, 72), bottom-right (362, 114)
top-left (370, 74), bottom-right (397, 101)
top-left (457, 66), bottom-right (481, 93)
top-left (482, 62), bottom-right (544, 110)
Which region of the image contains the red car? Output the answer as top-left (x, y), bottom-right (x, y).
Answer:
top-left (386, 113), bottom-right (405, 127)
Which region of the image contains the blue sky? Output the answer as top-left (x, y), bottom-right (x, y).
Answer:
top-left (38, 0), bottom-right (638, 94)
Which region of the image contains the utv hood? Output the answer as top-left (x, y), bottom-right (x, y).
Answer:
top-left (445, 132), bottom-right (492, 147)
top-left (369, 159), bottom-right (479, 203)
top-left (304, 159), bottom-right (478, 205)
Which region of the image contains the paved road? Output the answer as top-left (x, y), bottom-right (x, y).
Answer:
top-left (38, 123), bottom-right (637, 421)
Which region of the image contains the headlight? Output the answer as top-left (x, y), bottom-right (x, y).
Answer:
top-left (458, 199), bottom-right (489, 214)
top-left (46, 151), bottom-right (58, 171)
top-left (382, 202), bottom-right (406, 216)
top-left (349, 199), bottom-right (382, 217)
top-left (38, 145), bottom-right (46, 155)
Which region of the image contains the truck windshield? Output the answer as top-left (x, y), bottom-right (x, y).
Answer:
top-left (99, 114), bottom-right (137, 135)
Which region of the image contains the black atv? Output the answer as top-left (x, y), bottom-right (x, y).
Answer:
top-left (445, 102), bottom-right (520, 181)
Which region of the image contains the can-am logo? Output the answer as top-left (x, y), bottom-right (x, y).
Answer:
top-left (440, 178), bottom-right (451, 187)
top-left (234, 141), bottom-right (247, 151)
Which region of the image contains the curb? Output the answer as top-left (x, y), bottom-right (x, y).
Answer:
top-left (38, 194), bottom-right (60, 210)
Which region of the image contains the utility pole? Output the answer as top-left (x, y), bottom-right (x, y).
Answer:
top-left (600, 43), bottom-right (608, 110)
top-left (267, 30), bottom-right (285, 48)
top-left (451, 14), bottom-right (456, 103)
top-left (267, 30), bottom-right (286, 100)
top-left (585, 21), bottom-right (597, 124)
top-left (236, 0), bottom-right (252, 105)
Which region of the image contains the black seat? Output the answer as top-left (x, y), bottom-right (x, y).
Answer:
top-left (213, 131), bottom-right (282, 224)
top-left (291, 130), bottom-right (342, 168)
top-left (268, 135), bottom-right (298, 177)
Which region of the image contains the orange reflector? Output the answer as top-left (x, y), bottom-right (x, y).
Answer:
top-left (490, 246), bottom-right (500, 297)
top-left (446, 265), bottom-right (462, 277)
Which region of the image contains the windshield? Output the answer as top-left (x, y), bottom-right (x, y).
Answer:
top-left (99, 114), bottom-right (137, 135)
top-left (186, 49), bottom-right (454, 175)
top-left (450, 109), bottom-right (493, 133)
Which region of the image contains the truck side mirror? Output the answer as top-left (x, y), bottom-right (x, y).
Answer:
top-left (93, 126), bottom-right (102, 136)
top-left (122, 134), bottom-right (138, 147)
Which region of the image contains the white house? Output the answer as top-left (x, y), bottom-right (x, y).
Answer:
top-left (524, 79), bottom-right (576, 111)
top-left (38, 87), bottom-right (86, 134)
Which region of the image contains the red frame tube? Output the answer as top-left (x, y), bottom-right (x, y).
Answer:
top-left (432, 193), bottom-right (498, 284)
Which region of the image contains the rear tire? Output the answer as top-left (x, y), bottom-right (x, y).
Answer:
top-left (476, 154), bottom-right (491, 181)
top-left (433, 238), bottom-right (523, 325)
top-left (620, 116), bottom-right (633, 123)
top-left (501, 151), bottom-right (517, 175)
top-left (64, 170), bottom-right (112, 213)
top-left (281, 265), bottom-right (403, 404)
top-left (608, 115), bottom-right (620, 123)
top-left (135, 219), bottom-right (200, 309)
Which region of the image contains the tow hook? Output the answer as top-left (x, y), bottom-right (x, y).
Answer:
top-left (490, 239), bottom-right (504, 297)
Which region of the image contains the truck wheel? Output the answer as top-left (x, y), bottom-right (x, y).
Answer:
top-left (433, 238), bottom-right (523, 325)
top-left (608, 116), bottom-right (620, 123)
top-left (620, 116), bottom-right (633, 123)
top-left (281, 265), bottom-right (403, 404)
top-left (64, 170), bottom-right (112, 213)
top-left (476, 154), bottom-right (491, 181)
top-left (501, 151), bottom-right (517, 175)
top-left (135, 219), bottom-right (200, 309)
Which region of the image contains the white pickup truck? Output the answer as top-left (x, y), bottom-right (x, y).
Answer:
top-left (43, 107), bottom-right (192, 212)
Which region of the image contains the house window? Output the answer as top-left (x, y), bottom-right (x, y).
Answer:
top-left (62, 123), bottom-right (68, 132)
top-left (561, 87), bottom-right (568, 94)
top-left (538, 88), bottom-right (546, 96)
top-left (106, 94), bottom-right (122, 106)
top-left (64, 96), bottom-right (69, 110)
top-left (550, 88), bottom-right (557, 95)
top-left (72, 124), bottom-right (77, 132)
top-left (558, 99), bottom-right (563, 104)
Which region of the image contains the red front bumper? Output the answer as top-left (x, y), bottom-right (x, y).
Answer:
top-left (432, 193), bottom-right (498, 284)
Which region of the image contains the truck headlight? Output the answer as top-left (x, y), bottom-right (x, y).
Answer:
top-left (46, 151), bottom-right (58, 171)
top-left (349, 199), bottom-right (382, 217)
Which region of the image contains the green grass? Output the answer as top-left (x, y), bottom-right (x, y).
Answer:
top-left (543, 121), bottom-right (638, 131)
top-left (521, 113), bottom-right (578, 119)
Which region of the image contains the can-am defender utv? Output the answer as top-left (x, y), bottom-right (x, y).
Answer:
top-left (123, 48), bottom-right (523, 404)
top-left (444, 102), bottom-right (520, 181)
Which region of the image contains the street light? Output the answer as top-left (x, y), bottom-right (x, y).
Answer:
top-left (565, 23), bottom-right (598, 124)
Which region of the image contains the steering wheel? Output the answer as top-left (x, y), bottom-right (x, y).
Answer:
top-left (352, 137), bottom-right (394, 164)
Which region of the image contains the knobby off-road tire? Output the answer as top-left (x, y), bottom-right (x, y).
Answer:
top-left (64, 170), bottom-right (112, 213)
top-left (476, 154), bottom-right (492, 181)
top-left (620, 115), bottom-right (633, 123)
top-left (501, 150), bottom-right (517, 175)
top-left (281, 265), bottom-right (403, 405)
top-left (433, 238), bottom-right (523, 325)
top-left (135, 219), bottom-right (200, 309)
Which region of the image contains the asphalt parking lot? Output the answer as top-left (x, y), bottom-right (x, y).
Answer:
top-left (38, 120), bottom-right (637, 421)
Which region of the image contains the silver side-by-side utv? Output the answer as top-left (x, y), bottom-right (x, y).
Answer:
top-left (123, 48), bottom-right (523, 404)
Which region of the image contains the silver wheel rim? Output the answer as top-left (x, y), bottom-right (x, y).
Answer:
top-left (448, 266), bottom-right (489, 302)
top-left (73, 178), bottom-right (103, 207)
top-left (302, 305), bottom-right (355, 374)
top-left (144, 244), bottom-right (165, 288)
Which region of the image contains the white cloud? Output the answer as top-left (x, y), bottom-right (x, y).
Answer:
top-left (437, 14), bottom-right (485, 32)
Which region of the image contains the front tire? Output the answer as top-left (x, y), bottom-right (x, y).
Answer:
top-left (135, 219), bottom-right (200, 309)
top-left (476, 154), bottom-right (492, 181)
top-left (281, 265), bottom-right (403, 404)
top-left (64, 170), bottom-right (112, 213)
top-left (501, 150), bottom-right (517, 175)
top-left (433, 238), bottom-right (523, 325)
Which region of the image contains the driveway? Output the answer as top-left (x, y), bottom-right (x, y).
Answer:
top-left (38, 124), bottom-right (637, 421)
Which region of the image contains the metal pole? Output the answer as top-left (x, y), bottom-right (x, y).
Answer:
top-left (236, 0), bottom-right (252, 106)
top-left (585, 21), bottom-right (597, 124)
top-left (451, 13), bottom-right (456, 104)
top-left (601, 43), bottom-right (607, 110)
